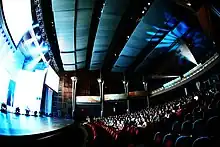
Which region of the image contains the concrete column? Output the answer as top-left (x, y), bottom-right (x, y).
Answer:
top-left (143, 82), bottom-right (149, 108)
top-left (184, 87), bottom-right (188, 96)
top-left (196, 81), bottom-right (201, 91)
top-left (71, 76), bottom-right (77, 118)
top-left (98, 78), bottom-right (104, 117)
top-left (123, 80), bottom-right (129, 113)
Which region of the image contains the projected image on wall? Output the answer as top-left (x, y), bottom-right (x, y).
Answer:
top-left (13, 70), bottom-right (46, 114)
top-left (45, 66), bottom-right (60, 93)
top-left (0, 0), bottom-right (53, 114)
top-left (2, 0), bottom-right (33, 45)
top-left (0, 67), bottom-right (10, 104)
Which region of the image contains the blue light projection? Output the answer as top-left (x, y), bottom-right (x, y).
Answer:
top-left (164, 12), bottom-right (178, 28)
top-left (0, 1), bottom-right (51, 114)
top-left (152, 26), bottom-right (169, 32)
top-left (154, 22), bottom-right (189, 52)
top-left (112, 11), bottom-right (180, 72)
top-left (212, 6), bottom-right (220, 17)
top-left (185, 30), bottom-right (206, 49)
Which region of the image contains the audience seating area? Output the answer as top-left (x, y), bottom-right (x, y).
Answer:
top-left (84, 91), bottom-right (220, 147)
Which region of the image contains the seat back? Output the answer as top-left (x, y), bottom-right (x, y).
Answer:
top-left (184, 113), bottom-right (192, 121)
top-left (172, 121), bottom-right (181, 135)
top-left (181, 121), bottom-right (192, 136)
top-left (154, 132), bottom-right (164, 146)
top-left (206, 116), bottom-right (220, 137)
top-left (192, 137), bottom-right (211, 147)
top-left (192, 119), bottom-right (205, 138)
top-left (175, 136), bottom-right (192, 147)
top-left (162, 134), bottom-right (177, 147)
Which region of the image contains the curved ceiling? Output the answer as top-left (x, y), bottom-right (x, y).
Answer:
top-left (48, 0), bottom-right (216, 76)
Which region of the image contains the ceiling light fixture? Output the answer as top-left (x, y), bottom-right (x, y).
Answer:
top-left (142, 10), bottom-right (145, 14)
top-left (186, 2), bottom-right (191, 6)
top-left (148, 2), bottom-right (151, 5)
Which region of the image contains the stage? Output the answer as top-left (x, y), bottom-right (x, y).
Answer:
top-left (0, 112), bottom-right (73, 136)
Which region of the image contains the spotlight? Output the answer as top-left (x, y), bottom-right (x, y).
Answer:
top-left (1, 103), bottom-right (7, 113)
top-left (15, 107), bottom-right (20, 115)
top-left (142, 10), bottom-right (145, 14)
top-left (148, 2), bottom-right (151, 5)
top-left (97, 78), bottom-right (102, 83)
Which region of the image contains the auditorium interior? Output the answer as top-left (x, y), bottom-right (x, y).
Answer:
top-left (0, 0), bottom-right (220, 146)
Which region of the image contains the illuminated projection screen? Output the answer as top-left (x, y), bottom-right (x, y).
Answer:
top-left (45, 66), bottom-right (60, 93)
top-left (14, 70), bottom-right (46, 113)
top-left (76, 96), bottom-right (101, 103)
top-left (2, 0), bottom-right (33, 45)
top-left (0, 67), bottom-right (10, 104)
top-left (104, 94), bottom-right (127, 101)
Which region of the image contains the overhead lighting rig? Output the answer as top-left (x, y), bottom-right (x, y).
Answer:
top-left (33, 0), bottom-right (59, 72)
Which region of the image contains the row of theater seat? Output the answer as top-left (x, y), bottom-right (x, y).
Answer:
top-left (154, 116), bottom-right (220, 147)
top-left (85, 93), bottom-right (220, 147)
top-left (153, 97), bottom-right (220, 147)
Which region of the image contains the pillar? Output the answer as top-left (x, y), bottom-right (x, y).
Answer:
top-left (98, 78), bottom-right (104, 117)
top-left (184, 87), bottom-right (188, 96)
top-left (196, 81), bottom-right (201, 91)
top-left (143, 82), bottom-right (149, 108)
top-left (71, 76), bottom-right (77, 118)
top-left (123, 80), bottom-right (129, 113)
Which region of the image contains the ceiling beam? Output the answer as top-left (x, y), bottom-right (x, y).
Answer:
top-left (85, 0), bottom-right (104, 70)
top-left (74, 0), bottom-right (78, 70)
top-left (102, 0), bottom-right (147, 72)
top-left (126, 17), bottom-right (179, 74)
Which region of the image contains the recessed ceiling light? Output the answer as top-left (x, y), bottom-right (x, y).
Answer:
top-left (114, 54), bottom-right (117, 56)
top-left (148, 2), bottom-right (151, 5)
top-left (142, 10), bottom-right (145, 14)
top-left (144, 7), bottom-right (147, 10)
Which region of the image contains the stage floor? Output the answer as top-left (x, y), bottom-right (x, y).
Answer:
top-left (0, 112), bottom-right (73, 136)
